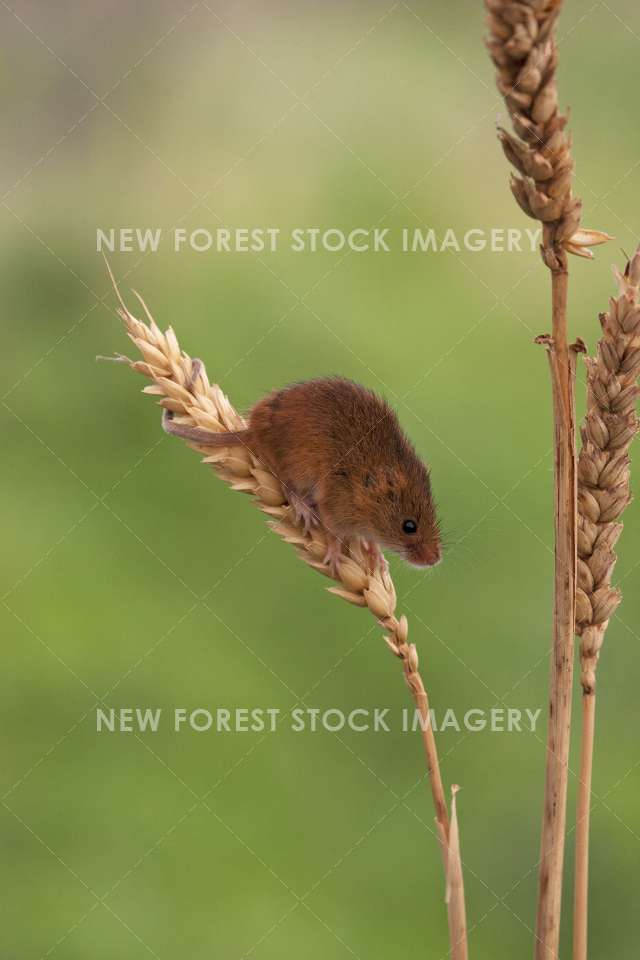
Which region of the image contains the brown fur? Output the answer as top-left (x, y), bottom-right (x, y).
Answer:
top-left (168, 377), bottom-right (441, 566)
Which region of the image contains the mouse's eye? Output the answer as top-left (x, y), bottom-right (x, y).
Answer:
top-left (402, 519), bottom-right (417, 535)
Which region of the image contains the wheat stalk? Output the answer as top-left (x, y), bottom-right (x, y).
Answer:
top-left (572, 248), bottom-right (640, 960)
top-left (485, 3), bottom-right (611, 956)
top-left (105, 273), bottom-right (468, 958)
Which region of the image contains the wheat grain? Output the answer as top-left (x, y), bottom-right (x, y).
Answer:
top-left (576, 249), bottom-right (640, 687)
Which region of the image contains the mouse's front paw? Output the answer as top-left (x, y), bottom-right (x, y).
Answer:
top-left (361, 539), bottom-right (385, 574)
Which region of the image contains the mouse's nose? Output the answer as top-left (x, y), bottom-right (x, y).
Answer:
top-left (410, 542), bottom-right (442, 567)
top-left (422, 542), bottom-right (442, 566)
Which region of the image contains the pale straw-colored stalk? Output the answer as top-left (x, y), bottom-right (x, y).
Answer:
top-left (572, 249), bottom-right (640, 960)
top-left (485, 2), bottom-right (610, 956)
top-left (105, 274), bottom-right (468, 958)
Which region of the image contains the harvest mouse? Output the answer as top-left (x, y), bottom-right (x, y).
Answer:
top-left (163, 375), bottom-right (442, 573)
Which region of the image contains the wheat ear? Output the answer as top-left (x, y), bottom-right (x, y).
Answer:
top-left (572, 248), bottom-right (640, 960)
top-left (485, 0), bottom-right (610, 268)
top-left (106, 276), bottom-right (468, 958)
top-left (485, 3), bottom-right (612, 956)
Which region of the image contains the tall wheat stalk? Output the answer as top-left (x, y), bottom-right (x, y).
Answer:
top-left (485, 2), bottom-right (610, 956)
top-left (573, 249), bottom-right (640, 960)
top-left (105, 271), bottom-right (468, 958)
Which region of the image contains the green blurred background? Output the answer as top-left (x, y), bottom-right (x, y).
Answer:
top-left (3, 1), bottom-right (640, 957)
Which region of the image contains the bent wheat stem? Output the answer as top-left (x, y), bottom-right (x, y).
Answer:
top-left (106, 275), bottom-right (468, 958)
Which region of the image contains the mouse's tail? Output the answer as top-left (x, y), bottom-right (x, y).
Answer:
top-left (163, 412), bottom-right (249, 448)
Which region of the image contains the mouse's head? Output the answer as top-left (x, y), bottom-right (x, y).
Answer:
top-left (354, 454), bottom-right (442, 568)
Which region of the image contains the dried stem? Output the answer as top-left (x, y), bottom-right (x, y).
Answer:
top-left (386, 622), bottom-right (467, 959)
top-left (385, 623), bottom-right (449, 838)
top-left (484, 1), bottom-right (612, 955)
top-left (445, 786), bottom-right (468, 960)
top-left (573, 689), bottom-right (595, 960)
top-left (573, 249), bottom-right (640, 960)
top-left (106, 276), bottom-right (467, 956)
top-left (535, 319), bottom-right (578, 960)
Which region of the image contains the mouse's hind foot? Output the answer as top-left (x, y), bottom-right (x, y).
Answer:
top-left (322, 534), bottom-right (347, 579)
top-left (289, 492), bottom-right (320, 536)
